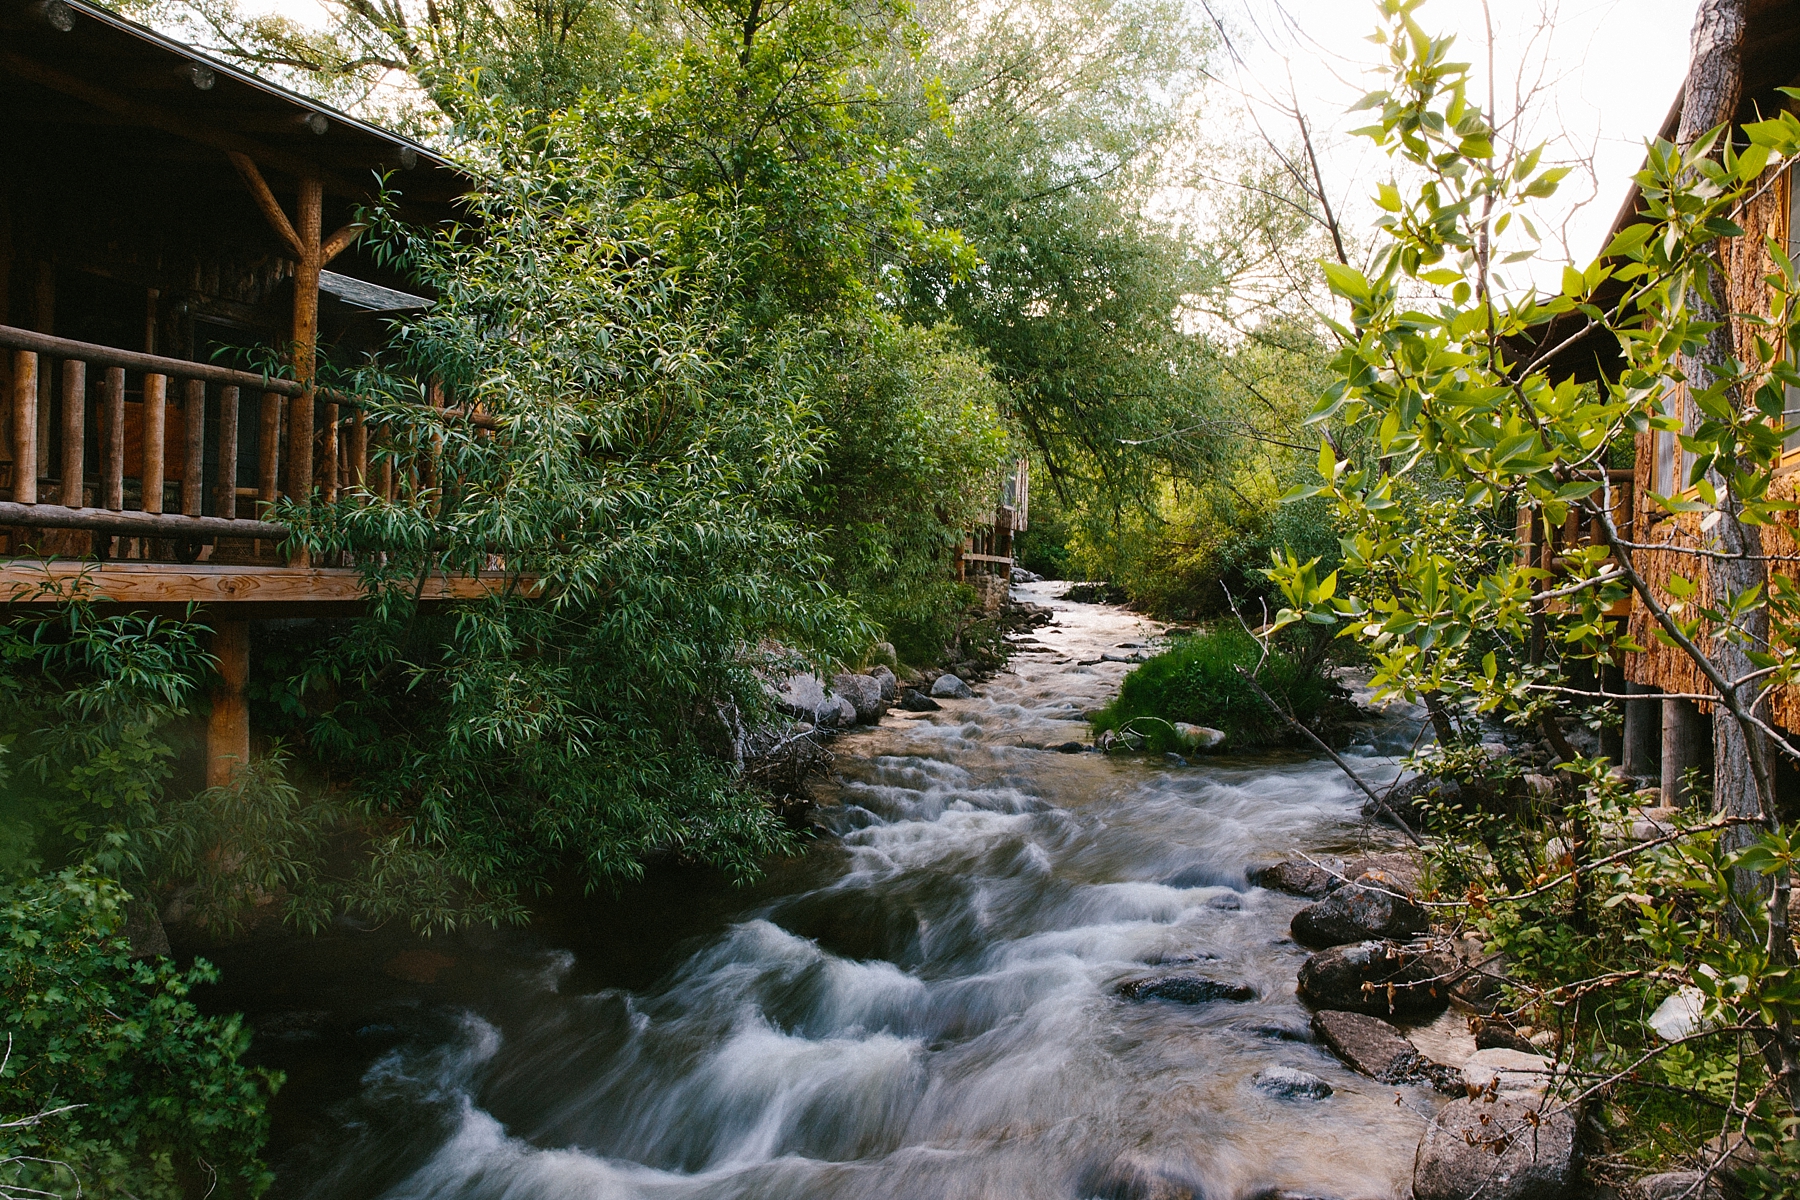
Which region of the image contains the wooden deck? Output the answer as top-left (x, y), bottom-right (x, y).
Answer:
top-left (0, 559), bottom-right (524, 617)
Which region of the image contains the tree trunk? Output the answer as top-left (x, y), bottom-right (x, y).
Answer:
top-left (1678, 0), bottom-right (1771, 895)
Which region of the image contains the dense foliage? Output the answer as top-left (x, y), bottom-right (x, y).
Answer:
top-left (0, 870), bottom-right (277, 1199)
top-left (1088, 625), bottom-right (1339, 752)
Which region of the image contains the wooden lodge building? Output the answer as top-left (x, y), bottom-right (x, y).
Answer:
top-left (0, 0), bottom-right (502, 785)
top-left (1527, 2), bottom-right (1800, 806)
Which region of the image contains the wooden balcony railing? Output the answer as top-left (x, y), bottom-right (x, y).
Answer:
top-left (1518, 467), bottom-right (1636, 614)
top-left (0, 324), bottom-right (462, 562)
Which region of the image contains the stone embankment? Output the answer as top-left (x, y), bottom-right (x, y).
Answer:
top-left (1255, 856), bottom-right (1589, 1200)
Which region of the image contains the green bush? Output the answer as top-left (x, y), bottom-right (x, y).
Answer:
top-left (1088, 625), bottom-right (1338, 751)
top-left (0, 869), bottom-right (278, 1198)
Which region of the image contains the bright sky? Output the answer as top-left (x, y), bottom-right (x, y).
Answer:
top-left (1205, 0), bottom-right (1699, 286)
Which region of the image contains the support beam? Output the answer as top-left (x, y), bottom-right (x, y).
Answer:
top-left (1623, 681), bottom-right (1661, 780)
top-left (206, 621), bottom-right (250, 790)
top-left (1662, 697), bottom-right (1707, 807)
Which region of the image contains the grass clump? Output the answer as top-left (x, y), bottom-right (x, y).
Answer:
top-left (1088, 626), bottom-right (1339, 752)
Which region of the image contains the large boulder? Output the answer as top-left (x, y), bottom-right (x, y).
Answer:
top-left (869, 665), bottom-right (898, 701)
top-left (1117, 974), bottom-right (1255, 1004)
top-left (1461, 1048), bottom-right (1555, 1098)
top-left (1249, 859), bottom-right (1341, 898)
top-left (817, 695), bottom-right (857, 729)
top-left (832, 672), bottom-right (888, 724)
top-left (898, 689), bottom-right (941, 712)
top-left (771, 672), bottom-right (831, 722)
top-left (1297, 941), bottom-right (1460, 1020)
top-left (1310, 1010), bottom-right (1425, 1082)
top-left (1413, 1095), bottom-right (1584, 1200)
top-left (931, 673), bottom-right (975, 699)
top-left (1291, 872), bottom-right (1430, 948)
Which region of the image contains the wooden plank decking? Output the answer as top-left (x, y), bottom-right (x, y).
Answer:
top-left (0, 559), bottom-right (524, 617)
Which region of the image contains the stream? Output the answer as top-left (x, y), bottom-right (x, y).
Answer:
top-left (223, 583), bottom-right (1441, 1200)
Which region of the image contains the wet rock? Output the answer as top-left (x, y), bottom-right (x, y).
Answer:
top-left (771, 672), bottom-right (831, 722)
top-left (1412, 1094), bottom-right (1585, 1200)
top-left (1290, 872), bottom-right (1429, 948)
top-left (1079, 1162), bottom-right (1196, 1200)
top-left (931, 673), bottom-right (975, 699)
top-left (1461, 1048), bottom-right (1555, 1097)
top-left (1249, 860), bottom-right (1339, 898)
top-left (1311, 1010), bottom-right (1428, 1081)
top-left (1117, 974), bottom-right (1255, 1004)
top-left (1242, 1018), bottom-right (1314, 1043)
top-left (1163, 752), bottom-right (1189, 766)
top-left (1254, 1066), bottom-right (1333, 1099)
top-left (1206, 893), bottom-right (1241, 911)
top-left (1473, 1019), bottom-right (1536, 1054)
top-left (1296, 941), bottom-right (1459, 1020)
top-left (1630, 1171), bottom-right (1725, 1200)
top-left (254, 1009), bottom-right (331, 1041)
top-left (898, 689), bottom-right (941, 712)
top-left (821, 694), bottom-right (858, 728)
top-left (1454, 953), bottom-right (1511, 1012)
top-left (1373, 774), bottom-right (1462, 822)
top-left (123, 897), bottom-right (171, 958)
top-left (1053, 741), bottom-right (1086, 753)
top-left (832, 672), bottom-right (888, 723)
top-left (869, 665), bottom-right (898, 701)
top-left (1172, 722), bottom-right (1225, 751)
top-left (1011, 568), bottom-right (1043, 584)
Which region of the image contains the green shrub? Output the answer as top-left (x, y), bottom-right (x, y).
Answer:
top-left (0, 869), bottom-right (278, 1198)
top-left (1088, 625), bottom-right (1338, 751)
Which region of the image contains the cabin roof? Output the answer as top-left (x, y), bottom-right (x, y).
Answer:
top-left (0, 0), bottom-right (471, 211)
top-left (1524, 1), bottom-right (1800, 384)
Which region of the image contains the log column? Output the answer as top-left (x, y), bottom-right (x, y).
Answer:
top-left (225, 155), bottom-right (362, 562)
top-left (1623, 681), bottom-right (1661, 781)
top-left (1662, 698), bottom-right (1707, 808)
top-left (206, 621), bottom-right (251, 789)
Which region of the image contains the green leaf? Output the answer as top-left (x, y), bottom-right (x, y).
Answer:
top-left (1321, 261), bottom-right (1372, 302)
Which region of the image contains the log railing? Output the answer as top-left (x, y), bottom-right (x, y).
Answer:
top-left (0, 324), bottom-right (453, 562)
top-left (1518, 468), bottom-right (1636, 613)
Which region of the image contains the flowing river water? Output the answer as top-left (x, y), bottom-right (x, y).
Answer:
top-left (224, 584), bottom-right (1445, 1200)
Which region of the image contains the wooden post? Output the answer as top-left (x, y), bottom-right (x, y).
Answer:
top-left (258, 391), bottom-right (282, 508)
top-left (287, 177), bottom-right (321, 509)
top-left (59, 358), bottom-right (84, 506)
top-left (350, 407), bottom-right (367, 492)
top-left (142, 373), bottom-right (167, 514)
top-left (256, 389), bottom-right (281, 555)
top-left (101, 366), bottom-right (124, 511)
top-left (206, 621), bottom-right (251, 789)
top-left (11, 351), bottom-right (36, 503)
top-left (182, 378), bottom-right (205, 516)
top-left (1623, 681), bottom-right (1661, 780)
top-left (216, 385), bottom-right (240, 518)
top-left (321, 400), bottom-right (338, 502)
top-left (1662, 698), bottom-right (1707, 807)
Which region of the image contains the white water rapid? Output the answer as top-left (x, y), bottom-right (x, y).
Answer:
top-left (282, 584), bottom-right (1437, 1200)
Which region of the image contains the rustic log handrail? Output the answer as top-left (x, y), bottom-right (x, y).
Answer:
top-left (0, 324), bottom-right (496, 426)
top-left (0, 324), bottom-right (311, 398)
top-left (0, 501), bottom-right (287, 540)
